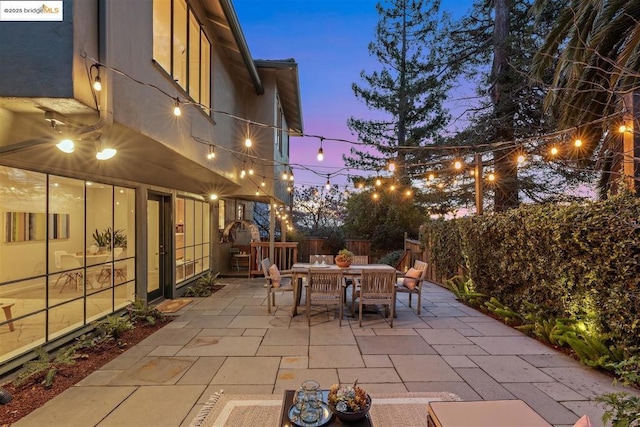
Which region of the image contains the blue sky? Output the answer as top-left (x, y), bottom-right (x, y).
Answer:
top-left (233, 0), bottom-right (475, 188)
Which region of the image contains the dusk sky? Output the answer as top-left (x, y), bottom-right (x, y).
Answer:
top-left (233, 0), bottom-right (476, 189)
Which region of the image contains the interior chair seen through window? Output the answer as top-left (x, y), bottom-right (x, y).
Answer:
top-left (58, 254), bottom-right (84, 293)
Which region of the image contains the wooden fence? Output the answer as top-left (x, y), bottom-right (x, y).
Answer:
top-left (249, 242), bottom-right (299, 277)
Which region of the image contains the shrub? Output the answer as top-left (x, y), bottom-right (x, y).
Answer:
top-left (127, 298), bottom-right (163, 325)
top-left (184, 272), bottom-right (221, 297)
top-left (14, 346), bottom-right (77, 389)
top-left (446, 275), bottom-right (485, 306)
top-left (421, 192), bottom-right (640, 352)
top-left (97, 315), bottom-right (134, 340)
top-left (377, 250), bottom-right (405, 267)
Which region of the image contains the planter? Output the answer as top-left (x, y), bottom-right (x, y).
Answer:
top-left (336, 260), bottom-right (351, 268)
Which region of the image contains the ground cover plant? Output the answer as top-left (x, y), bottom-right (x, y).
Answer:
top-left (0, 301), bottom-right (171, 425)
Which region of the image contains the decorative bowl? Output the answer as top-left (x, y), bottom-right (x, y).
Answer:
top-left (328, 394), bottom-right (371, 422)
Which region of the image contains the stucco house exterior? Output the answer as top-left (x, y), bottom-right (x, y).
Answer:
top-left (0, 0), bottom-right (302, 372)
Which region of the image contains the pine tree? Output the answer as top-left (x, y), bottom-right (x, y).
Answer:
top-left (344, 0), bottom-right (452, 185)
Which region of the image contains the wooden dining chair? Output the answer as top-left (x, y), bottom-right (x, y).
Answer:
top-left (352, 270), bottom-right (396, 327)
top-left (343, 255), bottom-right (368, 305)
top-left (262, 258), bottom-right (294, 314)
top-left (306, 269), bottom-right (344, 326)
top-left (351, 255), bottom-right (369, 265)
top-left (309, 255), bottom-right (334, 264)
top-left (395, 260), bottom-right (428, 314)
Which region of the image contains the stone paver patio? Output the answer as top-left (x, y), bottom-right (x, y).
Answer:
top-left (13, 278), bottom-right (638, 427)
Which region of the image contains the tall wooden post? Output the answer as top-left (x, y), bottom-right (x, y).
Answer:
top-left (622, 92), bottom-right (640, 195)
top-left (475, 153), bottom-right (483, 215)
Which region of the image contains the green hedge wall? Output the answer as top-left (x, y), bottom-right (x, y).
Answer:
top-left (421, 192), bottom-right (640, 349)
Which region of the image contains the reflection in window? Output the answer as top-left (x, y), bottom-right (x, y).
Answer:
top-left (153, 0), bottom-right (211, 110)
top-left (175, 197), bottom-right (210, 285)
top-left (0, 165), bottom-right (136, 365)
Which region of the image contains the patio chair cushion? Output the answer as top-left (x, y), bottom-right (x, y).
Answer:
top-left (573, 415), bottom-right (593, 427)
top-left (403, 268), bottom-right (422, 290)
top-left (268, 264), bottom-right (281, 288)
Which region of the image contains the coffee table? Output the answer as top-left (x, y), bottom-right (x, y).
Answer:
top-left (279, 389), bottom-right (372, 426)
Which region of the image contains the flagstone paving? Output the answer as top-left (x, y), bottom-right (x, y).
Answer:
top-left (13, 278), bottom-right (639, 427)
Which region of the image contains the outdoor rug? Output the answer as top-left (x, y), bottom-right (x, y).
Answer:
top-left (189, 390), bottom-right (461, 427)
top-left (155, 298), bottom-right (192, 313)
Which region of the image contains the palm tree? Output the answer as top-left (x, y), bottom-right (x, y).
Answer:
top-left (531, 0), bottom-right (640, 196)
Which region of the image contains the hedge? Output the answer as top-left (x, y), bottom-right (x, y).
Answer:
top-left (420, 192), bottom-right (640, 349)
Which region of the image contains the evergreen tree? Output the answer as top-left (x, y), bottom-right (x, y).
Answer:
top-left (344, 0), bottom-right (452, 184)
top-left (441, 0), bottom-right (593, 211)
top-left (343, 188), bottom-right (425, 251)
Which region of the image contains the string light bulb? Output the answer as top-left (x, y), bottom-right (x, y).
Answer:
top-left (405, 190), bottom-right (412, 196)
top-left (240, 163), bottom-right (246, 178)
top-left (619, 124), bottom-right (629, 133)
top-left (93, 75), bottom-right (102, 92)
top-left (372, 192), bottom-right (379, 200)
top-left (289, 169), bottom-right (294, 181)
top-left (249, 163), bottom-right (254, 175)
top-left (390, 184), bottom-right (396, 191)
top-left (357, 182), bottom-right (364, 189)
top-left (261, 178), bottom-right (266, 187)
top-left (488, 173), bottom-right (496, 182)
top-left (375, 178), bottom-right (382, 187)
top-left (517, 154), bottom-right (526, 164)
top-left (428, 173), bottom-right (435, 181)
top-left (454, 160), bottom-right (463, 170)
top-left (282, 169), bottom-right (289, 180)
top-left (206, 145), bottom-right (216, 160)
top-left (173, 98), bottom-right (181, 116)
top-left (574, 138), bottom-right (583, 147)
top-left (210, 194), bottom-right (218, 200)
top-left (317, 138), bottom-right (324, 161)
top-left (550, 146), bottom-right (559, 156)
top-left (244, 121), bottom-right (252, 147)
top-left (325, 178), bottom-right (331, 190)
top-left (388, 161), bottom-right (396, 172)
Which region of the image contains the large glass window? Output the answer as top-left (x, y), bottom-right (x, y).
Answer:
top-left (175, 197), bottom-right (210, 285)
top-left (201, 32), bottom-right (211, 110)
top-left (152, 0), bottom-right (171, 71)
top-left (172, 0), bottom-right (187, 88)
top-left (0, 166), bottom-right (136, 365)
top-left (153, 0), bottom-right (211, 111)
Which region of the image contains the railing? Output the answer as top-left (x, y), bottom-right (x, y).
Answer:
top-left (250, 242), bottom-right (299, 277)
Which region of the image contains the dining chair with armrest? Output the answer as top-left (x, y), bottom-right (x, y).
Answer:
top-left (352, 270), bottom-right (396, 327)
top-left (262, 258), bottom-right (294, 314)
top-left (395, 259), bottom-right (427, 314)
top-left (306, 269), bottom-right (344, 326)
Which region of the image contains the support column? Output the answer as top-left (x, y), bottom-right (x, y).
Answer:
top-left (269, 198), bottom-right (275, 264)
top-left (622, 92), bottom-right (640, 195)
top-left (475, 153), bottom-right (483, 215)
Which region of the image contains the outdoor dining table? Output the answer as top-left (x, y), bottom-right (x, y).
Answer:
top-left (289, 262), bottom-right (398, 316)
